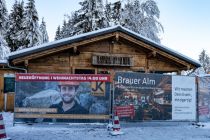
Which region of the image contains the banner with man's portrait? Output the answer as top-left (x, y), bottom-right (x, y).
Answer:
top-left (14, 73), bottom-right (111, 123)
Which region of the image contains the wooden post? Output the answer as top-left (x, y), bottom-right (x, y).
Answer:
top-left (69, 55), bottom-right (73, 73)
top-left (145, 57), bottom-right (149, 73)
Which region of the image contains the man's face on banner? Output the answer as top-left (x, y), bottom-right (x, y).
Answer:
top-left (60, 85), bottom-right (77, 104)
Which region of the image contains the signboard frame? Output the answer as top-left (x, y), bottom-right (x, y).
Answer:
top-left (14, 73), bottom-right (111, 124)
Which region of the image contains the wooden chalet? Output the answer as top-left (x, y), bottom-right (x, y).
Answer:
top-left (0, 25), bottom-right (201, 111)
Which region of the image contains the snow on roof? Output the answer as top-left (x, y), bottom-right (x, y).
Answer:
top-left (120, 26), bottom-right (201, 67)
top-left (0, 59), bottom-right (8, 64)
top-left (8, 26), bottom-right (119, 58)
top-left (8, 25), bottom-right (201, 67)
top-left (197, 74), bottom-right (210, 77)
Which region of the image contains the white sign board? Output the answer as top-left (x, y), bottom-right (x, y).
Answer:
top-left (172, 76), bottom-right (196, 121)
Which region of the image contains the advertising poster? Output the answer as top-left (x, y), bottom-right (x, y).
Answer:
top-left (172, 76), bottom-right (196, 121)
top-left (198, 76), bottom-right (210, 122)
top-left (114, 72), bottom-right (172, 121)
top-left (15, 73), bottom-right (111, 123)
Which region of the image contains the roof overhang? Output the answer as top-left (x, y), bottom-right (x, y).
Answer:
top-left (8, 25), bottom-right (201, 68)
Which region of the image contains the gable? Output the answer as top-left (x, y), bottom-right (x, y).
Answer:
top-left (8, 26), bottom-right (200, 70)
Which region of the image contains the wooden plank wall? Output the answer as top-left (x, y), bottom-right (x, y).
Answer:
top-left (28, 52), bottom-right (71, 73)
top-left (26, 39), bottom-right (183, 76)
top-left (0, 70), bottom-right (16, 111)
top-left (0, 74), bottom-right (4, 111)
top-left (6, 94), bottom-right (14, 111)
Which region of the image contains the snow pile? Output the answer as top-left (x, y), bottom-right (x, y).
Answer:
top-left (191, 122), bottom-right (210, 129)
top-left (1, 112), bottom-right (210, 140)
top-left (202, 123), bottom-right (210, 129)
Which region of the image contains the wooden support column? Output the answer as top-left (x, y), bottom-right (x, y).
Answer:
top-left (145, 51), bottom-right (156, 73)
top-left (115, 33), bottom-right (119, 42)
top-left (24, 60), bottom-right (28, 67)
top-left (73, 46), bottom-right (77, 54)
top-left (187, 65), bottom-right (191, 70)
top-left (24, 60), bottom-right (28, 72)
top-left (69, 55), bottom-right (73, 74)
top-left (145, 57), bottom-right (149, 73)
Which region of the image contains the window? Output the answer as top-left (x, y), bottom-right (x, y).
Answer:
top-left (4, 74), bottom-right (15, 93)
top-left (74, 69), bottom-right (95, 74)
top-left (92, 55), bottom-right (133, 66)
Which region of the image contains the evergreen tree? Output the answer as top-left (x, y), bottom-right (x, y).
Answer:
top-left (121, 0), bottom-right (140, 30)
top-left (17, 0), bottom-right (41, 49)
top-left (0, 0), bottom-right (9, 36)
top-left (199, 49), bottom-right (210, 73)
top-left (56, 0), bottom-right (163, 43)
top-left (62, 13), bottom-right (78, 38)
top-left (121, 0), bottom-right (163, 43)
top-left (66, 12), bottom-right (79, 37)
top-left (60, 19), bottom-right (68, 38)
top-left (104, 1), bottom-right (112, 26)
top-left (74, 0), bottom-right (92, 34)
top-left (54, 25), bottom-right (61, 40)
top-left (74, 0), bottom-right (106, 35)
top-left (110, 1), bottom-right (122, 26)
top-left (6, 0), bottom-right (24, 51)
top-left (39, 17), bottom-right (49, 43)
top-left (91, 0), bottom-right (107, 30)
top-left (140, 0), bottom-right (163, 43)
top-left (0, 35), bottom-right (10, 60)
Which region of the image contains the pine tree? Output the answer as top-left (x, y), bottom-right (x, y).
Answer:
top-left (74, 0), bottom-right (107, 35)
top-left (56, 0), bottom-right (163, 43)
top-left (91, 0), bottom-right (107, 30)
top-left (39, 17), bottom-right (49, 43)
top-left (199, 49), bottom-right (210, 73)
top-left (6, 0), bottom-right (24, 52)
top-left (0, 0), bottom-right (10, 59)
top-left (63, 13), bottom-right (78, 38)
top-left (0, 35), bottom-right (10, 60)
top-left (121, 0), bottom-right (163, 43)
top-left (110, 1), bottom-right (121, 26)
top-left (60, 19), bottom-right (68, 38)
top-left (140, 0), bottom-right (163, 43)
top-left (74, 0), bottom-right (92, 35)
top-left (104, 1), bottom-right (112, 26)
top-left (0, 0), bottom-right (9, 36)
top-left (54, 25), bottom-right (61, 40)
top-left (67, 12), bottom-right (78, 37)
top-left (18, 0), bottom-right (41, 49)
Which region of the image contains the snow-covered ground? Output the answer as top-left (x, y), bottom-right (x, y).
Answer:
top-left (2, 112), bottom-right (210, 140)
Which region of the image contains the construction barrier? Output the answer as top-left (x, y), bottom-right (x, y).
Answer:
top-left (110, 113), bottom-right (124, 136)
top-left (0, 113), bottom-right (10, 140)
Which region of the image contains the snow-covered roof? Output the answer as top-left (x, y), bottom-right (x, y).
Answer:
top-left (0, 59), bottom-right (8, 64)
top-left (8, 25), bottom-right (201, 67)
top-left (197, 74), bottom-right (210, 77)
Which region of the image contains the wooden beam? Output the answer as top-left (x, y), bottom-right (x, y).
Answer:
top-left (115, 32), bottom-right (119, 42)
top-left (147, 51), bottom-right (157, 58)
top-left (145, 57), bottom-right (149, 73)
top-left (118, 32), bottom-right (194, 68)
top-left (69, 55), bottom-right (73, 73)
top-left (73, 46), bottom-right (77, 53)
top-left (24, 60), bottom-right (28, 67)
top-left (12, 33), bottom-right (116, 64)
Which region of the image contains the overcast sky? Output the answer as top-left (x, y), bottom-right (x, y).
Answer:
top-left (5, 0), bottom-right (210, 61)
